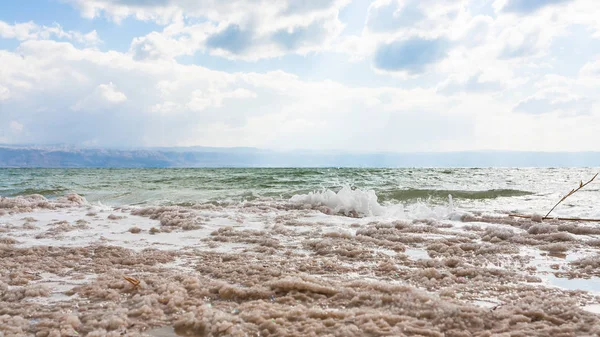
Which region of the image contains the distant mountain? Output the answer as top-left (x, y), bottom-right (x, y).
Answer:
top-left (1, 145), bottom-right (599, 168)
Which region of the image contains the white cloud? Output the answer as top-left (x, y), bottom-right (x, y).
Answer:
top-left (10, 121), bottom-right (23, 132)
top-left (533, 74), bottom-right (576, 92)
top-left (64, 0), bottom-right (348, 24)
top-left (0, 20), bottom-right (101, 45)
top-left (340, 0), bottom-right (599, 86)
top-left (373, 37), bottom-right (450, 75)
top-left (98, 82), bottom-right (127, 103)
top-left (0, 86), bottom-right (9, 101)
top-left (2, 38), bottom-right (598, 151)
top-left (72, 82), bottom-right (127, 111)
top-left (63, 0), bottom-right (348, 60)
top-left (366, 0), bottom-right (469, 38)
top-left (42, 26), bottom-right (102, 45)
top-left (514, 90), bottom-right (592, 116)
top-left (0, 39), bottom-right (477, 150)
top-left (513, 70), bottom-right (598, 116)
top-left (494, 0), bottom-right (573, 14)
top-left (129, 31), bottom-right (195, 61)
top-left (2, 1), bottom-right (600, 151)
top-left (57, 0), bottom-right (600, 70)
top-left (580, 58), bottom-right (600, 79)
top-left (437, 72), bottom-right (504, 95)
top-left (0, 21), bottom-right (39, 40)
top-left (126, 15), bottom-right (345, 61)
top-left (187, 88), bottom-right (256, 112)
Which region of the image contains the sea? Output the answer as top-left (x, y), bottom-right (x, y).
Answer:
top-left (1, 167), bottom-right (599, 219)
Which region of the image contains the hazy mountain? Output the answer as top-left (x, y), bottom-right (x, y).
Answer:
top-left (1, 145), bottom-right (599, 168)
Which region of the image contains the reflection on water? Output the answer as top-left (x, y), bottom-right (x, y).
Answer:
top-left (582, 304), bottom-right (600, 314)
top-left (146, 326), bottom-right (199, 337)
top-left (546, 274), bottom-right (600, 293)
top-left (405, 248), bottom-right (430, 260)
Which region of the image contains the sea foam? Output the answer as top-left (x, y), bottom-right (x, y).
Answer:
top-left (290, 186), bottom-right (385, 216)
top-left (290, 186), bottom-right (457, 219)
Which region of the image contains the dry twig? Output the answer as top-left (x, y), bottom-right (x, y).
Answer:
top-left (123, 276), bottom-right (141, 289)
top-left (544, 172), bottom-right (598, 218)
top-left (508, 214), bottom-right (600, 222)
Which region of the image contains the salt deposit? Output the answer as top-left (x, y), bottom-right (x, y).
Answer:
top-left (1, 192), bottom-right (600, 336)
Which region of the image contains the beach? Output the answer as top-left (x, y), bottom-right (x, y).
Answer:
top-left (1, 168), bottom-right (600, 336)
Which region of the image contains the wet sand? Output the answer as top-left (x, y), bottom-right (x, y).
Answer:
top-left (1, 194), bottom-right (600, 336)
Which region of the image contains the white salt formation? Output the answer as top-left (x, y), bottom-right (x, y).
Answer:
top-left (0, 191), bottom-right (599, 336)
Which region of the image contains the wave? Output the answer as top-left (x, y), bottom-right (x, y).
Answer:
top-left (290, 186), bottom-right (386, 216)
top-left (6, 187), bottom-right (70, 197)
top-left (379, 188), bottom-right (534, 202)
top-left (289, 186), bottom-right (458, 219)
top-left (289, 186), bottom-right (532, 219)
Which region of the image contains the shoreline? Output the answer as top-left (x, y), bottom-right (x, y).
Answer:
top-left (1, 194), bottom-right (600, 336)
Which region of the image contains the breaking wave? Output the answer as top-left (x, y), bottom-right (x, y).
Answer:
top-left (290, 186), bottom-right (385, 216)
top-left (290, 186), bottom-right (457, 219)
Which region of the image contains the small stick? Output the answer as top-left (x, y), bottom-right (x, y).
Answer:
top-left (123, 276), bottom-right (141, 289)
top-left (508, 214), bottom-right (600, 222)
top-left (544, 173), bottom-right (598, 218)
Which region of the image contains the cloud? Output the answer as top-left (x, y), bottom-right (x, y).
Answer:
top-left (0, 39), bottom-right (478, 151)
top-left (534, 74), bottom-right (574, 90)
top-left (187, 88), bottom-right (257, 112)
top-left (127, 20), bottom-right (217, 61)
top-left (366, 0), bottom-right (425, 33)
top-left (0, 20), bottom-right (101, 45)
top-left (129, 30), bottom-right (196, 60)
top-left (353, 0), bottom-right (583, 79)
top-left (66, 0), bottom-right (347, 60)
top-left (151, 101), bottom-right (181, 115)
top-left (511, 68), bottom-right (600, 117)
top-left (3, 1), bottom-right (600, 152)
top-left (354, 0), bottom-right (486, 76)
top-left (206, 24), bottom-right (254, 55)
top-left (10, 121), bottom-right (23, 133)
top-left (282, 0), bottom-right (343, 15)
top-left (499, 0), bottom-right (573, 14)
top-left (98, 83), bottom-right (127, 103)
top-left (514, 90), bottom-right (592, 115)
top-left (0, 21), bottom-right (39, 40)
top-left (64, 0), bottom-right (349, 23)
top-left (272, 18), bottom-right (332, 50)
top-left (1, 34), bottom-right (598, 152)
top-left (72, 82), bottom-right (127, 112)
top-left (437, 72), bottom-right (504, 95)
top-left (580, 58), bottom-right (600, 78)
top-left (498, 29), bottom-right (543, 59)
top-left (365, 0), bottom-right (467, 37)
top-left (0, 86), bottom-right (9, 101)
top-left (373, 37), bottom-right (449, 74)
top-left (459, 16), bottom-right (494, 47)
top-left (129, 13), bottom-right (344, 61)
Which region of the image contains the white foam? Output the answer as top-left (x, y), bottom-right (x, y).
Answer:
top-left (290, 186), bottom-right (385, 216)
top-left (290, 187), bottom-right (456, 220)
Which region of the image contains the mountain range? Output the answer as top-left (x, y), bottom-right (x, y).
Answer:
top-left (1, 145), bottom-right (599, 168)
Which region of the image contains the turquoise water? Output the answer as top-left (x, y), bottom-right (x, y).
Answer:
top-left (1, 168), bottom-right (599, 217)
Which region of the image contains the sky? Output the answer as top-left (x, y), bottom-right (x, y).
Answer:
top-left (0, 0), bottom-right (599, 152)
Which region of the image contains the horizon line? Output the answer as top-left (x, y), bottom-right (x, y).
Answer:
top-left (2, 144), bottom-right (600, 154)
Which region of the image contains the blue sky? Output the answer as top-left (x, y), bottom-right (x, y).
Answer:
top-left (0, 0), bottom-right (599, 152)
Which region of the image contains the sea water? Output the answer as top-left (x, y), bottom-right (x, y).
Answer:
top-left (1, 167), bottom-right (599, 218)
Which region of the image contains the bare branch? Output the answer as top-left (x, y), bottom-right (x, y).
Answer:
top-left (509, 214), bottom-right (600, 222)
top-left (544, 172), bottom-right (598, 219)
